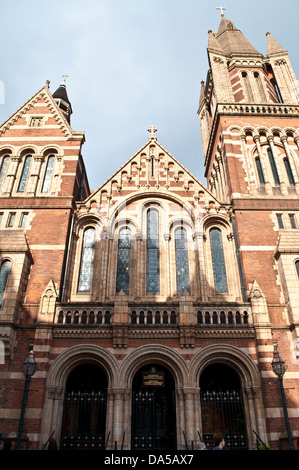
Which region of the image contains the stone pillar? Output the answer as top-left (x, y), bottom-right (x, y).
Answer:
top-left (254, 136), bottom-right (272, 195)
top-left (183, 388), bottom-right (196, 447)
top-left (27, 156), bottom-right (43, 195)
top-left (193, 232), bottom-right (208, 302)
top-left (268, 136), bottom-right (286, 192)
top-left (240, 134), bottom-right (257, 195)
top-left (2, 156), bottom-right (19, 195)
top-left (281, 135), bottom-right (299, 194)
top-left (111, 388), bottom-right (126, 449)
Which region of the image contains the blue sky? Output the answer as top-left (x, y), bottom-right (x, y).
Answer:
top-left (1, 0), bottom-right (299, 190)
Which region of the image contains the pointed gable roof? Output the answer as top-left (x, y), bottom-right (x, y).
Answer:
top-left (80, 130), bottom-right (216, 208)
top-left (214, 16), bottom-right (261, 57)
top-left (266, 32), bottom-right (288, 56)
top-left (0, 81), bottom-right (83, 141)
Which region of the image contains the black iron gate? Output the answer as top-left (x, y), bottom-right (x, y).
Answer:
top-left (60, 364), bottom-right (107, 450)
top-left (61, 389), bottom-right (107, 450)
top-left (132, 388), bottom-right (176, 450)
top-left (200, 389), bottom-right (248, 450)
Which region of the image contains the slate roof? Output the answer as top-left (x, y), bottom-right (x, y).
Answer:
top-left (209, 16), bottom-right (261, 57)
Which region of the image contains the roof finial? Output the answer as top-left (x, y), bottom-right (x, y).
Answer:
top-left (61, 74), bottom-right (69, 85)
top-left (216, 5), bottom-right (226, 16)
top-left (148, 125), bottom-right (157, 137)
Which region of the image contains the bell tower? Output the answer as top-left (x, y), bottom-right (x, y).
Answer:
top-left (198, 12), bottom-right (299, 369)
top-left (198, 13), bottom-right (299, 201)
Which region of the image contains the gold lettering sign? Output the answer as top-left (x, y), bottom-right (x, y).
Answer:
top-left (142, 367), bottom-right (165, 387)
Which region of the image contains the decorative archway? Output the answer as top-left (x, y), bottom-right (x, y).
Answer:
top-left (40, 344), bottom-right (119, 449)
top-left (200, 363), bottom-right (247, 450)
top-left (189, 344), bottom-right (268, 450)
top-left (60, 363), bottom-right (108, 450)
top-left (131, 364), bottom-right (176, 450)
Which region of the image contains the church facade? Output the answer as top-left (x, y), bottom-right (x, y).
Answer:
top-left (0, 15), bottom-right (298, 450)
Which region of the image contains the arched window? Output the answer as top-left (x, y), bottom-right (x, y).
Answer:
top-left (295, 260), bottom-right (299, 280)
top-left (241, 71), bottom-right (253, 102)
top-left (0, 155), bottom-right (9, 190)
top-left (116, 226), bottom-right (131, 294)
top-left (146, 208), bottom-right (160, 294)
top-left (77, 227), bottom-right (95, 292)
top-left (255, 157), bottom-right (265, 184)
top-left (41, 155), bottom-right (55, 193)
top-left (284, 158), bottom-right (295, 185)
top-left (17, 155), bottom-right (32, 192)
top-left (253, 72), bottom-right (266, 102)
top-left (0, 260), bottom-right (11, 307)
top-left (175, 227), bottom-right (190, 293)
top-left (267, 148), bottom-right (280, 185)
top-left (210, 228), bottom-right (228, 294)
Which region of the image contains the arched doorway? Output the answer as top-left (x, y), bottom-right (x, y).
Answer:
top-left (131, 364), bottom-right (176, 450)
top-left (200, 363), bottom-right (248, 450)
top-left (60, 363), bottom-right (107, 450)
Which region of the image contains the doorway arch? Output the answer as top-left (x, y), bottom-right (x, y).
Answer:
top-left (200, 363), bottom-right (247, 450)
top-left (131, 364), bottom-right (176, 450)
top-left (60, 363), bottom-right (108, 450)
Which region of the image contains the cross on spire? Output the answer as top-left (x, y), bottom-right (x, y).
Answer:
top-left (61, 74), bottom-right (69, 85)
top-left (216, 5), bottom-right (226, 16)
top-left (148, 125), bottom-right (157, 136)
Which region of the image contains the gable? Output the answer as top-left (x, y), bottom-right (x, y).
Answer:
top-left (76, 134), bottom-right (219, 220)
top-left (0, 84), bottom-right (81, 141)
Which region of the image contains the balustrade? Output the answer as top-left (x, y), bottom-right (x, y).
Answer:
top-left (196, 307), bottom-right (250, 326)
top-left (55, 307), bottom-right (113, 325)
top-left (130, 308), bottom-right (177, 325)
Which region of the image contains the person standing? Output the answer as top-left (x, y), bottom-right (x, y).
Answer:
top-left (212, 433), bottom-right (225, 450)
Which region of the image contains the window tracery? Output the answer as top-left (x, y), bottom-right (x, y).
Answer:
top-left (77, 227), bottom-right (96, 293)
top-left (116, 226), bottom-right (131, 294)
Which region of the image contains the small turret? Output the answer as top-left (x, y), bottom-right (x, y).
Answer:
top-left (52, 75), bottom-right (73, 124)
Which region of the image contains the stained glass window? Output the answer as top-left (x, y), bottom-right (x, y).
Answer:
top-left (18, 155), bottom-right (32, 192)
top-left (146, 208), bottom-right (160, 294)
top-left (296, 260), bottom-right (299, 280)
top-left (267, 148), bottom-right (280, 185)
top-left (116, 227), bottom-right (131, 294)
top-left (0, 260), bottom-right (11, 307)
top-left (210, 228), bottom-right (228, 294)
top-left (42, 155), bottom-right (55, 193)
top-left (284, 158), bottom-right (295, 185)
top-left (0, 155), bottom-right (9, 191)
top-left (255, 158), bottom-right (265, 184)
top-left (175, 227), bottom-right (190, 293)
top-left (77, 227), bottom-right (95, 292)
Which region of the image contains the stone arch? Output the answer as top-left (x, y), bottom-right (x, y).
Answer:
top-left (40, 344), bottom-right (119, 448)
top-left (189, 344), bottom-right (267, 449)
top-left (119, 344), bottom-right (188, 390)
top-left (189, 343), bottom-right (260, 388)
top-left (118, 344), bottom-right (190, 450)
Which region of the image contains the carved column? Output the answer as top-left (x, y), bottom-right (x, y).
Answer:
top-left (281, 135), bottom-right (299, 194)
top-left (27, 156), bottom-right (44, 195)
top-left (194, 232), bottom-right (208, 302)
top-left (253, 136), bottom-right (272, 195)
top-left (2, 156), bottom-right (20, 195)
top-left (111, 388), bottom-right (126, 449)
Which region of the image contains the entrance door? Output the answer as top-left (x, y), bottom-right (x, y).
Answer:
top-left (200, 363), bottom-right (248, 450)
top-left (132, 365), bottom-right (176, 450)
top-left (60, 363), bottom-right (107, 450)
